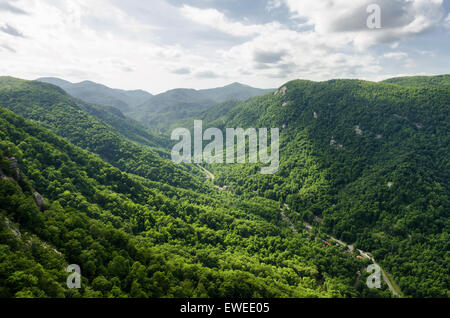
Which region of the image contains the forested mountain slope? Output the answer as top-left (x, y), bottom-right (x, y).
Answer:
top-left (129, 88), bottom-right (216, 132)
top-left (128, 83), bottom-right (273, 132)
top-left (36, 78), bottom-right (273, 133)
top-left (36, 77), bottom-right (168, 148)
top-left (0, 77), bottom-right (200, 190)
top-left (74, 101), bottom-right (169, 149)
top-left (203, 78), bottom-right (450, 297)
top-left (37, 77), bottom-right (153, 113)
top-left (1, 74), bottom-right (447, 298)
top-left (200, 82), bottom-right (274, 104)
top-left (382, 75), bottom-right (450, 88)
top-left (171, 99), bottom-right (242, 132)
top-left (0, 106), bottom-right (377, 298)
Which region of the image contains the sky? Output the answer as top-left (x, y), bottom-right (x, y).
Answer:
top-left (0, 0), bottom-right (449, 94)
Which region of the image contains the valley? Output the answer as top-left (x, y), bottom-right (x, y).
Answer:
top-left (0, 75), bottom-right (448, 299)
top-left (282, 203), bottom-right (402, 297)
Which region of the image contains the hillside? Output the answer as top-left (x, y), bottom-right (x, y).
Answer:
top-left (36, 78), bottom-right (273, 132)
top-left (202, 78), bottom-right (450, 297)
top-left (1, 74), bottom-right (448, 298)
top-left (0, 77), bottom-right (201, 190)
top-left (128, 83), bottom-right (273, 132)
top-left (37, 77), bottom-right (153, 113)
top-left (0, 105), bottom-right (377, 298)
top-left (129, 88), bottom-right (215, 131)
top-left (75, 101), bottom-right (169, 149)
top-left (382, 75), bottom-right (450, 88)
top-left (200, 82), bottom-right (274, 104)
top-left (173, 99), bottom-right (242, 131)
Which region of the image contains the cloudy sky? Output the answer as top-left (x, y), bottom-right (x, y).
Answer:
top-left (0, 0), bottom-right (449, 93)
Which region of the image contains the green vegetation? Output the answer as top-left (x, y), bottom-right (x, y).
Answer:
top-left (126, 83), bottom-right (273, 132)
top-left (37, 78), bottom-right (273, 133)
top-left (1, 75), bottom-right (448, 298)
top-left (382, 75), bottom-right (450, 88)
top-left (0, 106), bottom-right (369, 298)
top-left (37, 77), bottom-right (153, 113)
top-left (0, 77), bottom-right (202, 190)
top-left (202, 78), bottom-right (450, 298)
top-left (76, 100), bottom-right (169, 149)
top-left (173, 99), bottom-right (242, 132)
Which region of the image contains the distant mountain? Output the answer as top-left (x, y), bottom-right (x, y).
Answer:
top-left (141, 88), bottom-right (214, 114)
top-left (127, 88), bottom-right (216, 132)
top-left (130, 83), bottom-right (274, 132)
top-left (75, 101), bottom-right (169, 148)
top-left (382, 74), bottom-right (450, 88)
top-left (0, 76), bottom-right (202, 189)
top-left (36, 78), bottom-right (273, 131)
top-left (172, 99), bottom-right (242, 132)
top-left (200, 82), bottom-right (274, 104)
top-left (2, 74), bottom-right (448, 299)
top-left (0, 77), bottom-right (364, 299)
top-left (36, 77), bottom-right (153, 113)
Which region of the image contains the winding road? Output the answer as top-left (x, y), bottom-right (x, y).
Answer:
top-left (198, 165), bottom-right (215, 183)
top-left (281, 204), bottom-right (402, 297)
top-left (196, 168), bottom-right (402, 297)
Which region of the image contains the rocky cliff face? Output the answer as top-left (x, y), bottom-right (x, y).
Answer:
top-left (2, 156), bottom-right (48, 211)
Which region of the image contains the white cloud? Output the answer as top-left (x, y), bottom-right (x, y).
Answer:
top-left (383, 52), bottom-right (408, 59)
top-left (177, 4), bottom-right (383, 83)
top-left (0, 0), bottom-right (206, 92)
top-left (195, 70), bottom-right (221, 79)
top-left (221, 27), bottom-right (381, 83)
top-left (0, 0), bottom-right (448, 92)
top-left (180, 5), bottom-right (282, 38)
top-left (283, 0), bottom-right (446, 49)
top-left (445, 13), bottom-right (450, 28)
top-left (171, 67), bottom-right (191, 75)
top-left (266, 0), bottom-right (283, 12)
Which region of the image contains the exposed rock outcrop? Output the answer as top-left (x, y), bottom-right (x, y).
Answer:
top-left (274, 86), bottom-right (287, 96)
top-left (33, 191), bottom-right (48, 211)
top-left (5, 156), bottom-right (20, 179)
top-left (2, 156), bottom-right (48, 210)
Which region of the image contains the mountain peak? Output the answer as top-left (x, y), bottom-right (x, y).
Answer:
top-left (227, 82), bottom-right (246, 87)
top-left (36, 77), bottom-right (153, 112)
top-left (36, 77), bottom-right (73, 86)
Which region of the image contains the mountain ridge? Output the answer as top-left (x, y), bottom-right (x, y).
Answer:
top-left (36, 77), bottom-right (154, 113)
top-left (199, 76), bottom-right (450, 297)
top-left (0, 76), bottom-right (203, 190)
top-left (36, 77), bottom-right (274, 131)
top-left (2, 74), bottom-right (449, 298)
top-left (0, 92), bottom-right (370, 298)
top-left (381, 74), bottom-right (450, 87)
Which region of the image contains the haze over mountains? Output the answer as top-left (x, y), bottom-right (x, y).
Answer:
top-left (37, 77), bottom-right (153, 114)
top-left (0, 74), bottom-right (449, 298)
top-left (2, 0), bottom-right (449, 302)
top-left (37, 77), bottom-right (274, 131)
top-left (0, 75), bottom-right (365, 298)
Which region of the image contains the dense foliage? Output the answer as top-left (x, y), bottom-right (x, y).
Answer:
top-left (0, 104), bottom-right (373, 298)
top-left (37, 77), bottom-right (153, 113)
top-left (76, 100), bottom-right (169, 149)
top-left (38, 78), bottom-right (273, 133)
top-left (1, 75), bottom-right (448, 298)
top-left (203, 79), bottom-right (449, 297)
top-left (382, 75), bottom-right (450, 88)
top-left (127, 83), bottom-right (273, 132)
top-left (0, 77), bottom-right (202, 190)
